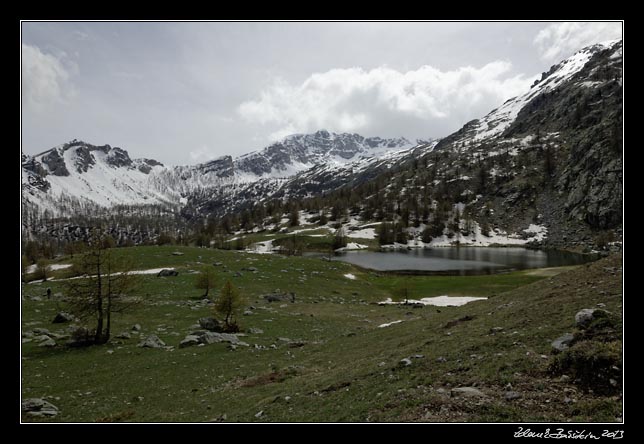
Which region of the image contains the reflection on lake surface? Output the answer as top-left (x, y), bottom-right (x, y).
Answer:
top-left (328, 247), bottom-right (598, 275)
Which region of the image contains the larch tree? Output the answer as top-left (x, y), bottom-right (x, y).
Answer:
top-left (214, 280), bottom-right (243, 332)
top-left (64, 233), bottom-right (140, 345)
top-left (195, 266), bottom-right (218, 298)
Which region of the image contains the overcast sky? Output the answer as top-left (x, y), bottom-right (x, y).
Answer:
top-left (21, 21), bottom-right (622, 166)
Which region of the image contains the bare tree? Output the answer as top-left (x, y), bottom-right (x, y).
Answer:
top-left (64, 233), bottom-right (139, 345)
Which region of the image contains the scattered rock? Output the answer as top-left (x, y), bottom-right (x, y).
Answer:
top-left (171, 251), bottom-right (184, 256)
top-left (242, 267), bottom-right (258, 272)
top-left (132, 324), bottom-right (142, 331)
top-left (551, 333), bottom-right (575, 353)
top-left (450, 387), bottom-right (486, 398)
top-left (504, 391), bottom-right (522, 401)
top-left (489, 327), bottom-right (504, 334)
top-left (52, 312), bottom-right (74, 324)
top-left (398, 358), bottom-right (413, 367)
top-left (575, 308), bottom-right (610, 328)
top-left (255, 410), bottom-right (263, 418)
top-left (157, 269), bottom-right (178, 277)
top-left (115, 332), bottom-right (131, 339)
top-left (248, 328), bottom-right (264, 334)
top-left (33, 335), bottom-right (52, 342)
top-left (189, 331), bottom-right (249, 347)
top-left (22, 398), bottom-right (59, 417)
top-left (179, 335), bottom-right (201, 348)
top-left (137, 335), bottom-right (166, 348)
top-left (262, 292), bottom-right (295, 303)
top-left (243, 310), bottom-right (254, 316)
top-left (199, 317), bottom-right (222, 332)
top-left (33, 328), bottom-right (51, 336)
top-left (214, 262), bottom-right (223, 266)
top-left (38, 338), bottom-right (57, 347)
top-left (436, 356), bottom-right (447, 363)
top-left (234, 272), bottom-right (243, 277)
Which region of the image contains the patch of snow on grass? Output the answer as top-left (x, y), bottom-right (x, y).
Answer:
top-left (379, 296), bottom-right (487, 307)
top-left (346, 228), bottom-right (377, 239)
top-left (336, 243), bottom-right (368, 251)
top-left (378, 320), bottom-right (403, 328)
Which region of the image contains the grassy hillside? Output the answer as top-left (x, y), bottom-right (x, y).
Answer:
top-left (21, 246), bottom-right (622, 422)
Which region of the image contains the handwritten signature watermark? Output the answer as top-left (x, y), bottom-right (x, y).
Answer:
top-left (514, 427), bottom-right (624, 440)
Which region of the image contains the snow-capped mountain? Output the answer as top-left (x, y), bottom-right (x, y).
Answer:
top-left (234, 130), bottom-right (413, 179)
top-left (22, 38), bottom-right (622, 251)
top-left (22, 140), bottom-right (174, 215)
top-left (21, 132), bottom-right (415, 217)
top-left (435, 39), bottom-right (622, 151)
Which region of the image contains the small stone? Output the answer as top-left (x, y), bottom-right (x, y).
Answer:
top-left (179, 335), bottom-right (201, 348)
top-left (504, 391), bottom-right (522, 401)
top-left (551, 333), bottom-right (575, 352)
top-left (22, 398), bottom-right (59, 417)
top-left (255, 410), bottom-right (263, 418)
top-left (399, 358), bottom-right (413, 367)
top-left (137, 335), bottom-right (166, 348)
top-left (132, 324), bottom-right (141, 331)
top-left (450, 387), bottom-right (486, 398)
top-left (52, 312), bottom-right (74, 324)
top-left (38, 338), bottom-right (56, 347)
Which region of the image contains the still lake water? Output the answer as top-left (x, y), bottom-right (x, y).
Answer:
top-left (329, 247), bottom-right (598, 275)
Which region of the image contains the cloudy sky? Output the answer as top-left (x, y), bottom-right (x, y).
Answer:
top-left (21, 21), bottom-right (622, 166)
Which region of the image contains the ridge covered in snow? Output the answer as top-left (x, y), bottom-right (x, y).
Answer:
top-left (435, 39), bottom-right (622, 150)
top-left (22, 132), bottom-right (417, 216)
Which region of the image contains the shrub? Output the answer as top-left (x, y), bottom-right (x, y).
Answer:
top-left (549, 340), bottom-right (621, 395)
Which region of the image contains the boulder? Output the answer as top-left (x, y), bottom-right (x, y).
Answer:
top-left (157, 269), bottom-right (178, 277)
top-left (38, 338), bottom-right (57, 347)
top-left (52, 312), bottom-right (74, 324)
top-left (199, 317), bottom-right (222, 332)
top-left (22, 398), bottom-right (59, 417)
top-left (137, 335), bottom-right (166, 348)
top-left (450, 387), bottom-right (486, 398)
top-left (575, 308), bottom-right (610, 328)
top-left (189, 331), bottom-right (249, 347)
top-left (179, 335), bottom-right (201, 348)
top-left (551, 333), bottom-right (575, 352)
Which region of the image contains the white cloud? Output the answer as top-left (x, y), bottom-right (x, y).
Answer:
top-left (237, 62), bottom-right (533, 143)
top-left (534, 22), bottom-right (622, 62)
top-left (189, 145), bottom-right (218, 163)
top-left (21, 44), bottom-right (76, 111)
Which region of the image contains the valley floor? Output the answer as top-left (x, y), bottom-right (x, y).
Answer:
top-left (21, 246), bottom-right (622, 423)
